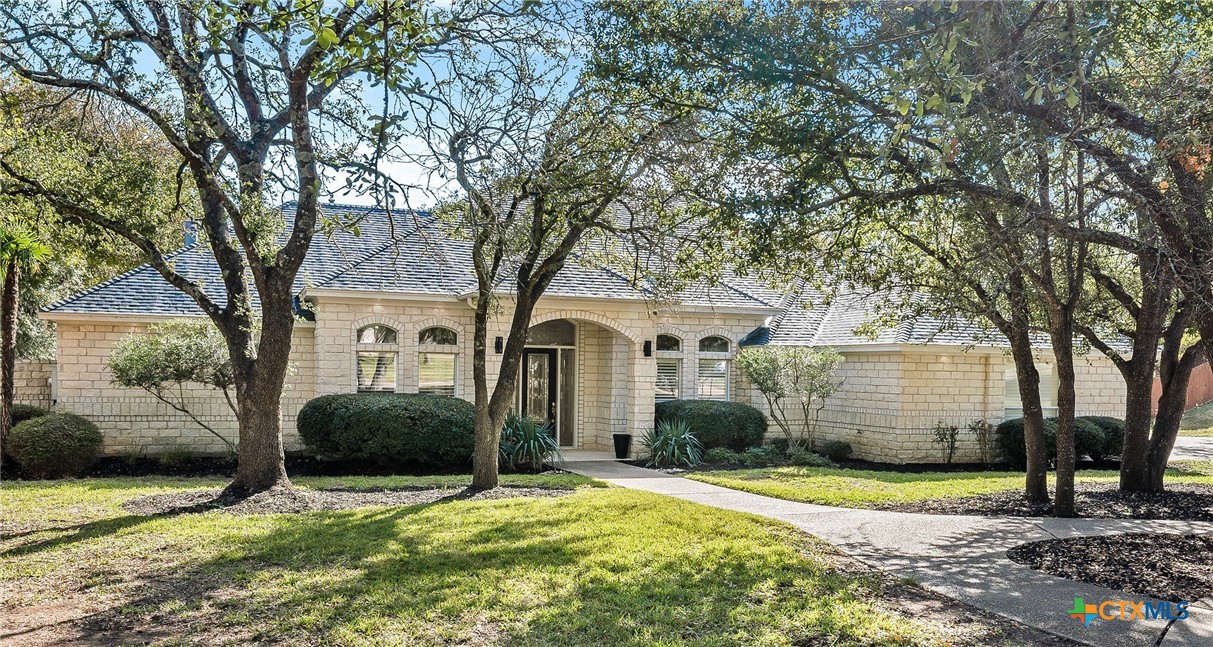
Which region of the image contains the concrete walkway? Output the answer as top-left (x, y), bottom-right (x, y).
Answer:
top-left (562, 460), bottom-right (1213, 647)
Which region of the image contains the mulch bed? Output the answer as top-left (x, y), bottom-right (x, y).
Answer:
top-left (877, 482), bottom-right (1213, 520)
top-left (121, 485), bottom-right (573, 516)
top-left (1007, 533), bottom-right (1213, 602)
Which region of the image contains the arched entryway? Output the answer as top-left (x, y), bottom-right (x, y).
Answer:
top-left (518, 319), bottom-right (578, 447)
top-left (519, 314), bottom-right (648, 451)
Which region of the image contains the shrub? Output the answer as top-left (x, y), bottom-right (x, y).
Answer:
top-left (737, 346), bottom-right (843, 450)
top-left (642, 418), bottom-right (703, 468)
top-left (1042, 417), bottom-right (1103, 462)
top-left (931, 421), bottom-right (960, 464)
top-left (703, 447), bottom-right (741, 465)
top-left (740, 445), bottom-right (782, 467)
top-left (12, 403), bottom-right (50, 426)
top-left (107, 318), bottom-right (237, 453)
top-left (8, 413), bottom-right (103, 478)
top-left (1079, 416), bottom-right (1125, 461)
top-left (996, 416), bottom-right (1105, 466)
top-left (500, 412), bottom-right (562, 472)
top-left (996, 417), bottom-right (1056, 466)
top-left (820, 440), bottom-right (853, 462)
top-left (297, 393), bottom-right (475, 468)
top-left (768, 437), bottom-right (790, 453)
top-left (969, 419), bottom-right (996, 465)
top-left (788, 448), bottom-right (832, 467)
top-left (654, 399), bottom-right (766, 451)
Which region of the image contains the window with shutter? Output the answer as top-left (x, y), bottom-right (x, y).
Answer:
top-left (656, 358), bottom-right (680, 402)
top-left (697, 359), bottom-right (729, 400)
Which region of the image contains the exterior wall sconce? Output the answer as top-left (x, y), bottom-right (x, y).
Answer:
top-left (494, 336), bottom-right (503, 354)
top-left (643, 340), bottom-right (652, 357)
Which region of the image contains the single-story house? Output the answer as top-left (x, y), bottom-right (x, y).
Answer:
top-left (35, 204), bottom-right (1127, 463)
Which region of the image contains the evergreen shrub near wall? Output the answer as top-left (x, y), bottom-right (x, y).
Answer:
top-left (1078, 416), bottom-right (1126, 461)
top-left (654, 399), bottom-right (767, 451)
top-left (12, 403), bottom-right (50, 426)
top-left (297, 393), bottom-right (475, 468)
top-left (8, 413), bottom-right (103, 478)
top-left (995, 416), bottom-right (1107, 466)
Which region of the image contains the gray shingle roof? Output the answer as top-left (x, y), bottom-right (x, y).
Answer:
top-left (760, 286), bottom-right (1003, 348)
top-left (45, 203), bottom-right (781, 317)
top-left (45, 203), bottom-right (421, 316)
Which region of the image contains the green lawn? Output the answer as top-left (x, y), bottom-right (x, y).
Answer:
top-left (687, 464), bottom-right (1213, 509)
top-left (3, 475), bottom-right (976, 646)
top-left (1180, 400), bottom-right (1213, 436)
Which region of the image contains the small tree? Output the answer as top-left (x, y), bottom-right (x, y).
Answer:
top-left (107, 319), bottom-right (238, 454)
top-left (932, 422), bottom-right (960, 465)
top-left (737, 346), bottom-right (843, 451)
top-left (969, 419), bottom-right (996, 467)
top-left (0, 222), bottom-right (47, 457)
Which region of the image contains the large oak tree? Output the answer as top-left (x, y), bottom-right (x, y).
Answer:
top-left (0, 0), bottom-right (459, 493)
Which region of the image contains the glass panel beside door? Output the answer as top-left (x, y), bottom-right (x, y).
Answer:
top-left (518, 347), bottom-right (575, 447)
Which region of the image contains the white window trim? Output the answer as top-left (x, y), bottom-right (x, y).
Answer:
top-left (656, 357), bottom-right (681, 403)
top-left (696, 354), bottom-right (731, 401)
top-left (418, 349), bottom-right (459, 397)
top-left (356, 344), bottom-right (401, 393)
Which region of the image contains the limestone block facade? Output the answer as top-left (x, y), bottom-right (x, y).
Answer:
top-left (14, 360), bottom-right (54, 410)
top-left (37, 202), bottom-right (1131, 464)
top-left (43, 295), bottom-right (1128, 464)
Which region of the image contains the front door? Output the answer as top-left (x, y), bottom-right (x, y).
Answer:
top-left (521, 349), bottom-right (558, 434)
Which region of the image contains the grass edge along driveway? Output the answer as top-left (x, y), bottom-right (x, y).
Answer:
top-left (686, 463), bottom-right (1213, 509)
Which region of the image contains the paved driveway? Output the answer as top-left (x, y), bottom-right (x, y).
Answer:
top-left (562, 460), bottom-right (1213, 647)
top-left (1171, 436), bottom-right (1213, 462)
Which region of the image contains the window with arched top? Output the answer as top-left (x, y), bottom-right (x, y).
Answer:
top-left (356, 325), bottom-right (398, 392)
top-left (697, 335), bottom-right (731, 401)
top-left (418, 326), bottom-right (458, 345)
top-left (418, 326), bottom-right (459, 396)
top-left (656, 334), bottom-right (681, 352)
top-left (357, 324), bottom-right (398, 345)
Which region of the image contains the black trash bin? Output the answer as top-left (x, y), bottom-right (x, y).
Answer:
top-left (612, 433), bottom-right (632, 459)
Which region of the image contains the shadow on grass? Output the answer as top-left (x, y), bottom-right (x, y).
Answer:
top-left (18, 489), bottom-right (914, 646)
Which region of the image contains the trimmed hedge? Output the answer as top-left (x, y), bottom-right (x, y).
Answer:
top-left (654, 399), bottom-right (767, 451)
top-left (12, 403), bottom-right (50, 426)
top-left (8, 413), bottom-right (103, 478)
top-left (995, 417), bottom-right (1056, 466)
top-left (297, 393), bottom-right (475, 468)
top-left (1079, 416), bottom-right (1125, 461)
top-left (996, 416), bottom-right (1106, 466)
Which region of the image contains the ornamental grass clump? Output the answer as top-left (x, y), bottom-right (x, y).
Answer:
top-left (642, 417), bottom-right (702, 468)
top-left (499, 412), bottom-right (562, 472)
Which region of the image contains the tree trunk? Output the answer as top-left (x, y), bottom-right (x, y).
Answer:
top-left (1118, 357), bottom-right (1157, 490)
top-left (471, 294), bottom-right (500, 489)
top-left (0, 257), bottom-right (17, 458)
top-left (222, 297), bottom-right (295, 496)
top-left (1009, 333), bottom-right (1050, 502)
top-left (1147, 381), bottom-right (1187, 491)
top-left (1139, 339), bottom-right (1204, 492)
top-left (471, 293), bottom-right (540, 490)
top-left (1116, 280), bottom-right (1165, 490)
top-left (1050, 329), bottom-right (1077, 518)
top-left (228, 376), bottom-right (290, 494)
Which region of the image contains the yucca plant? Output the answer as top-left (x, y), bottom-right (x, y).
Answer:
top-left (641, 417), bottom-right (703, 468)
top-left (499, 411), bottom-right (562, 472)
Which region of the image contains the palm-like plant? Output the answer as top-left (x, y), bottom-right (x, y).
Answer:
top-left (642, 417), bottom-right (703, 468)
top-left (499, 412), bottom-right (563, 472)
top-left (0, 223), bottom-right (49, 457)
